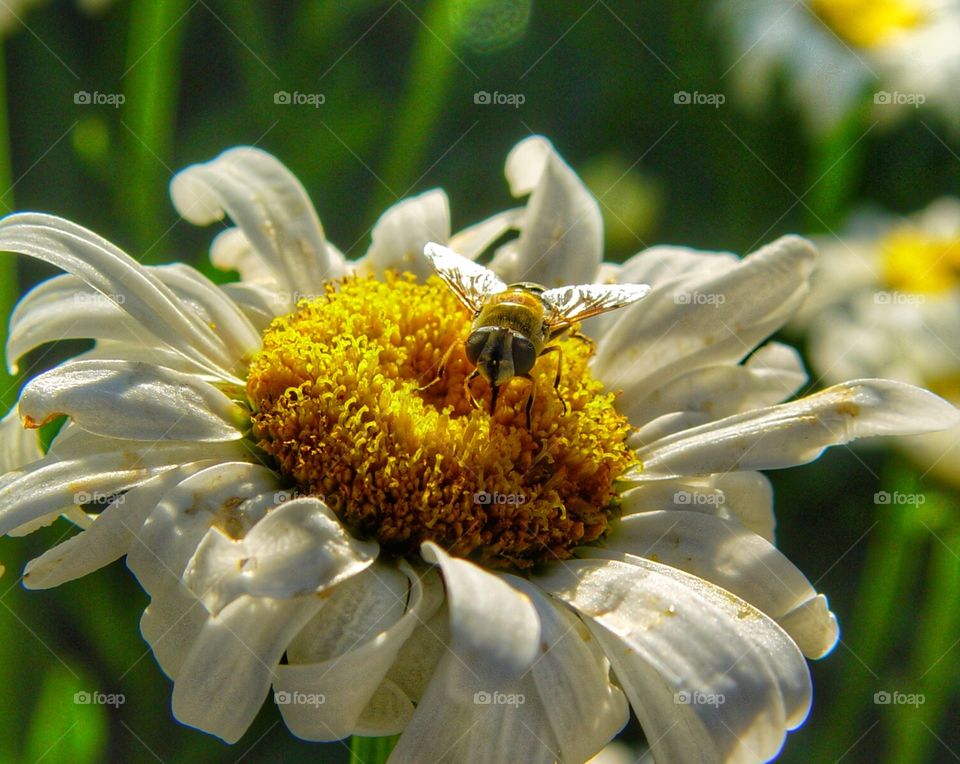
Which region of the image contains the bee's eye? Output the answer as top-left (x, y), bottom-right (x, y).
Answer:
top-left (511, 335), bottom-right (537, 375)
top-left (464, 331), bottom-right (486, 365)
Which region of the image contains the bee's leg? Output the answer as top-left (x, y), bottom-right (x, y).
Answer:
top-left (517, 374), bottom-right (535, 428)
top-left (489, 381), bottom-right (500, 416)
top-left (463, 369), bottom-right (482, 409)
top-left (418, 340), bottom-right (458, 392)
top-left (538, 345), bottom-right (568, 415)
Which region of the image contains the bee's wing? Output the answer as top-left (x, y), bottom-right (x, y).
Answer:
top-left (541, 282), bottom-right (651, 330)
top-left (423, 242), bottom-right (507, 313)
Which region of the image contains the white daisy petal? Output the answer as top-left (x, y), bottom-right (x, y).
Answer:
top-left (0, 213), bottom-right (240, 378)
top-left (172, 594), bottom-right (325, 743)
top-left (494, 135), bottom-right (602, 287)
top-left (182, 497), bottom-right (377, 615)
top-left (0, 442), bottom-right (245, 537)
top-left (536, 557), bottom-right (812, 763)
top-left (22, 462), bottom-right (219, 589)
top-left (149, 264), bottom-right (261, 360)
top-left (274, 561), bottom-right (443, 741)
top-left (7, 274), bottom-right (138, 374)
top-left (170, 146), bottom-right (344, 291)
top-left (391, 658), bottom-right (556, 764)
top-left (0, 405), bottom-right (41, 472)
top-left (128, 463), bottom-right (282, 679)
top-left (420, 541), bottom-right (540, 683)
top-left (126, 462), bottom-right (280, 596)
top-left (448, 207), bottom-right (525, 259)
top-left (583, 245), bottom-right (740, 341)
top-left (139, 583), bottom-right (209, 681)
top-left (506, 576), bottom-right (630, 763)
top-left (616, 244), bottom-right (740, 285)
top-left (594, 236), bottom-right (816, 400)
top-left (361, 189), bottom-right (451, 279)
top-left (19, 360), bottom-right (247, 442)
top-left (210, 226), bottom-right (277, 285)
top-left (627, 379), bottom-right (960, 480)
top-left (622, 341), bottom-right (808, 427)
top-left (390, 548), bottom-right (549, 763)
top-left (219, 283), bottom-right (285, 329)
top-left (619, 471), bottom-right (776, 543)
top-left (590, 511), bottom-right (838, 658)
top-left (384, 602), bottom-right (451, 706)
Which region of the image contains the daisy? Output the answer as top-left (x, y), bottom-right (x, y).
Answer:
top-left (716, 0), bottom-right (960, 134)
top-left (1, 137), bottom-right (957, 763)
top-left (791, 196), bottom-right (960, 487)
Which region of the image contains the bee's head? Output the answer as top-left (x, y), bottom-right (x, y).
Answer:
top-left (465, 328), bottom-right (535, 387)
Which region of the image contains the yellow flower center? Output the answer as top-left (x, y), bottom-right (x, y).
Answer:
top-left (881, 227), bottom-right (960, 293)
top-left (809, 0), bottom-right (925, 48)
top-left (246, 273), bottom-right (637, 568)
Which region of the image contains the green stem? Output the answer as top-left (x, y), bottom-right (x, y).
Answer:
top-left (350, 734), bottom-right (400, 763)
top-left (122, 0), bottom-right (189, 258)
top-left (0, 39), bottom-right (18, 410)
top-left (886, 520), bottom-right (960, 764)
top-left (814, 465), bottom-right (926, 761)
top-left (805, 100), bottom-right (871, 232)
top-left (368, 0), bottom-right (459, 218)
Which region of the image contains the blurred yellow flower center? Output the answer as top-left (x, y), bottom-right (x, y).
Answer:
top-left (246, 273), bottom-right (636, 568)
top-left (810, 0), bottom-right (925, 48)
top-left (881, 228), bottom-right (960, 293)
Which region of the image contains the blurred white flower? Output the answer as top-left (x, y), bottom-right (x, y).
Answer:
top-left (0, 0), bottom-right (113, 36)
top-left (1, 138), bottom-right (957, 762)
top-left (717, 0), bottom-right (960, 134)
top-left (792, 197), bottom-right (960, 485)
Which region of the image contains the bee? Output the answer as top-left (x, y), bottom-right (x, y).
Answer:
top-left (421, 242), bottom-right (651, 427)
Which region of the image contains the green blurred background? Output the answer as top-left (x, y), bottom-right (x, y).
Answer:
top-left (0, 1), bottom-right (957, 762)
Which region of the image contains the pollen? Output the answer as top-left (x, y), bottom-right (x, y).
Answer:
top-left (245, 273), bottom-right (637, 568)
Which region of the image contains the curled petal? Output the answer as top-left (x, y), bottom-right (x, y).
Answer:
top-left (19, 360), bottom-right (247, 442)
top-left (170, 146), bottom-right (344, 292)
top-left (627, 379), bottom-right (960, 481)
top-left (492, 135), bottom-right (602, 287)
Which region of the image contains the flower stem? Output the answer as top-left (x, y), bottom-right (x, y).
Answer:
top-left (122, 0), bottom-right (189, 258)
top-left (886, 514), bottom-right (960, 763)
top-left (367, 0), bottom-right (459, 220)
top-left (805, 100), bottom-right (871, 232)
top-left (814, 462), bottom-right (926, 760)
top-left (0, 38), bottom-right (18, 410)
top-left (350, 734), bottom-right (400, 763)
